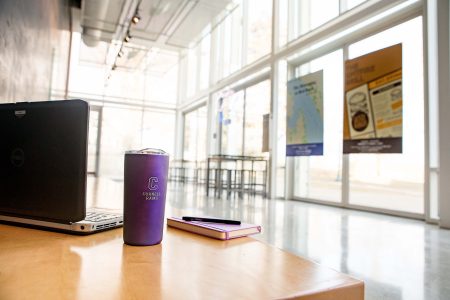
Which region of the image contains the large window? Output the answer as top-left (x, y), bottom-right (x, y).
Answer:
top-left (96, 106), bottom-right (175, 178)
top-left (220, 90), bottom-right (245, 155)
top-left (219, 80), bottom-right (271, 157)
top-left (183, 106), bottom-right (208, 162)
top-left (247, 0), bottom-right (272, 64)
top-left (178, 0), bottom-right (433, 220)
top-left (348, 17), bottom-right (424, 214)
top-left (244, 80), bottom-right (271, 155)
top-left (292, 50), bottom-right (344, 203)
top-left (287, 0), bottom-right (339, 42)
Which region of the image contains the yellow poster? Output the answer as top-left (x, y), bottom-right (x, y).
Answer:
top-left (344, 44), bottom-right (402, 153)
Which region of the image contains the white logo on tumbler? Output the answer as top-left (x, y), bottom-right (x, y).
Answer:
top-left (148, 177), bottom-right (159, 190)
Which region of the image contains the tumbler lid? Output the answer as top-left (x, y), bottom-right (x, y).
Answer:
top-left (125, 148), bottom-right (168, 155)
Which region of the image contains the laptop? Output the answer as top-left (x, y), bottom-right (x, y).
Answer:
top-left (0, 99), bottom-right (123, 234)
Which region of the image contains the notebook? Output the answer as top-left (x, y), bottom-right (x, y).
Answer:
top-left (167, 217), bottom-right (261, 240)
top-left (0, 100), bottom-right (123, 234)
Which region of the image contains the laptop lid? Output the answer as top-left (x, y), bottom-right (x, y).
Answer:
top-left (0, 100), bottom-right (89, 223)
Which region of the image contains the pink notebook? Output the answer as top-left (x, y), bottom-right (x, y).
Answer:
top-left (167, 217), bottom-right (262, 240)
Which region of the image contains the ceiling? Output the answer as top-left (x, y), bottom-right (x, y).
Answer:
top-left (80, 0), bottom-right (236, 72)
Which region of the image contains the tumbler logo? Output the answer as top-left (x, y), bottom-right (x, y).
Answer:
top-left (148, 177), bottom-right (159, 190)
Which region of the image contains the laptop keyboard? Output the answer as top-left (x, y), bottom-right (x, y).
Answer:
top-left (84, 212), bottom-right (120, 223)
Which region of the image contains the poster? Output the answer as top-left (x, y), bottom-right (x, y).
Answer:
top-left (344, 44), bottom-right (402, 153)
top-left (286, 70), bottom-right (324, 156)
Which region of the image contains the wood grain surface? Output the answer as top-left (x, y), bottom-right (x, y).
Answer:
top-left (0, 224), bottom-right (363, 299)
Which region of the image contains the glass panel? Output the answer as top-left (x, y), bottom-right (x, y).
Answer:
top-left (87, 108), bottom-right (100, 174)
top-left (199, 34), bottom-right (211, 90)
top-left (247, 0), bottom-right (272, 64)
top-left (277, 60), bottom-right (288, 198)
top-left (184, 111), bottom-right (197, 161)
top-left (348, 17), bottom-right (424, 214)
top-left (186, 47), bottom-right (198, 97)
top-left (141, 110), bottom-right (176, 156)
top-left (244, 80), bottom-right (271, 156)
top-left (183, 106), bottom-right (208, 161)
top-left (104, 69), bottom-right (146, 100)
top-left (230, 4), bottom-right (243, 74)
top-left (221, 90), bottom-right (245, 155)
top-left (293, 50), bottom-right (344, 202)
top-left (222, 14), bottom-right (233, 78)
top-left (278, 0), bottom-right (288, 47)
top-left (97, 107), bottom-right (175, 178)
top-left (211, 22), bottom-right (223, 83)
top-left (144, 61), bottom-right (178, 105)
top-left (99, 106), bottom-right (143, 178)
top-left (287, 0), bottom-right (339, 43)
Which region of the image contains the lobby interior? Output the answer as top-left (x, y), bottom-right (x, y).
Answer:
top-left (1, 0), bottom-right (450, 299)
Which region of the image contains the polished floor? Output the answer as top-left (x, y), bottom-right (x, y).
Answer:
top-left (86, 177), bottom-right (450, 300)
top-left (165, 182), bottom-right (450, 300)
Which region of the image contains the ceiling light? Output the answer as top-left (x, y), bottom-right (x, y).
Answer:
top-left (124, 31), bottom-right (131, 43)
top-left (132, 10), bottom-right (141, 24)
top-left (112, 64), bottom-right (117, 71)
top-left (118, 50), bottom-right (124, 58)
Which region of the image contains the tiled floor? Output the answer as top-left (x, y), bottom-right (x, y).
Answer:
top-left (164, 182), bottom-right (450, 300)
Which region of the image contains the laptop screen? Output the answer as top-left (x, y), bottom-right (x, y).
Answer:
top-left (0, 100), bottom-right (89, 223)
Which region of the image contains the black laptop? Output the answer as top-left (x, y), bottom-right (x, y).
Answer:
top-left (0, 99), bottom-right (122, 234)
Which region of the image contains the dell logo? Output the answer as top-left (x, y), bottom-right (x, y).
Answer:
top-left (10, 148), bottom-right (25, 167)
top-left (14, 110), bottom-right (26, 118)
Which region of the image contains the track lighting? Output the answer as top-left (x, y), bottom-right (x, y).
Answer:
top-left (118, 50), bottom-right (124, 58)
top-left (132, 9), bottom-right (141, 24)
top-left (124, 31), bottom-right (131, 43)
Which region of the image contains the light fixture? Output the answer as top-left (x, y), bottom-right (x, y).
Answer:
top-left (124, 31), bottom-right (131, 43)
top-left (118, 50), bottom-right (124, 58)
top-left (112, 64), bottom-right (117, 71)
top-left (131, 9), bottom-right (141, 24)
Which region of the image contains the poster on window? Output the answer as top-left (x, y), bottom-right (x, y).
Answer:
top-left (286, 70), bottom-right (324, 156)
top-left (344, 44), bottom-right (402, 153)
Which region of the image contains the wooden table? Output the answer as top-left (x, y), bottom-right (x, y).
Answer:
top-left (0, 224), bottom-right (364, 299)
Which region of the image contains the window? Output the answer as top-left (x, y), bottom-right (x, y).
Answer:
top-left (221, 90), bottom-right (245, 155)
top-left (286, 0), bottom-right (339, 43)
top-left (244, 80), bottom-right (271, 156)
top-left (219, 79), bottom-right (271, 156)
top-left (183, 106), bottom-right (208, 161)
top-left (347, 17), bottom-right (424, 213)
top-left (247, 0), bottom-right (272, 64)
top-left (199, 35), bottom-right (211, 90)
top-left (187, 47), bottom-right (198, 97)
top-left (293, 50), bottom-right (344, 203)
top-left (87, 107), bottom-right (101, 175)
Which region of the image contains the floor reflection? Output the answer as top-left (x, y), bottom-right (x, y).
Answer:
top-left (89, 177), bottom-right (450, 300)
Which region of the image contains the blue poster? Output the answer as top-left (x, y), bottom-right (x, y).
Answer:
top-left (286, 70), bottom-right (324, 156)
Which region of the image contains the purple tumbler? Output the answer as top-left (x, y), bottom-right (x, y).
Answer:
top-left (123, 148), bottom-right (169, 246)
